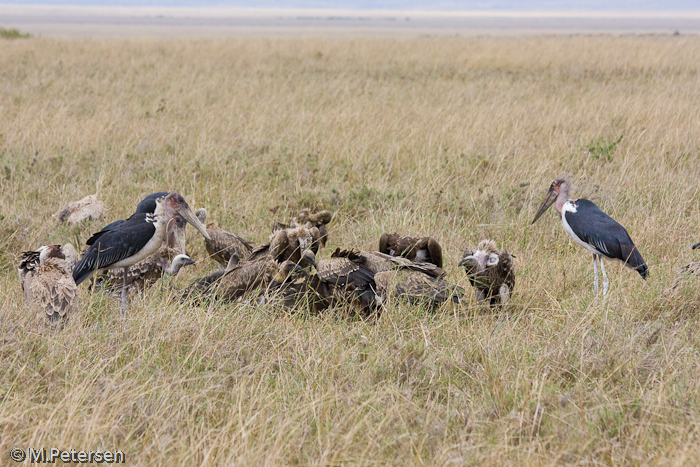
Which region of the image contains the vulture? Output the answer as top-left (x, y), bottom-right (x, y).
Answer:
top-left (379, 233), bottom-right (444, 268)
top-left (195, 208), bottom-right (254, 267)
top-left (61, 243), bottom-right (79, 272)
top-left (19, 245), bottom-right (78, 321)
top-left (269, 224), bottom-right (322, 268)
top-left (56, 194), bottom-right (105, 225)
top-left (258, 260), bottom-right (310, 310)
top-left (178, 252), bottom-right (240, 301)
top-left (271, 208), bottom-right (333, 251)
top-left (291, 208), bottom-right (333, 249)
top-left (207, 258), bottom-right (279, 302)
top-left (459, 239), bottom-right (515, 307)
top-left (179, 247), bottom-right (309, 304)
top-left (310, 249), bottom-right (447, 316)
top-left (311, 249), bottom-right (377, 314)
top-left (373, 269), bottom-right (463, 311)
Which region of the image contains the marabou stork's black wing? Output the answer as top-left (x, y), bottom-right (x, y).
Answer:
top-left (566, 199), bottom-right (648, 277)
top-left (134, 192), bottom-right (169, 214)
top-left (73, 213), bottom-right (157, 285)
top-left (86, 191), bottom-right (168, 245)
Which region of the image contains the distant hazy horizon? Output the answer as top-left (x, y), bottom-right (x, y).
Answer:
top-left (3, 0), bottom-right (699, 11)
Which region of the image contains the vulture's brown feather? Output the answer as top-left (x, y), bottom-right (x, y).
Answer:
top-left (195, 208), bottom-right (253, 267)
top-left (379, 233), bottom-right (444, 268)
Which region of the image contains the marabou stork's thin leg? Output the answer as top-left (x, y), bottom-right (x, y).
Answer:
top-left (593, 254), bottom-right (599, 295)
top-left (120, 266), bottom-right (129, 313)
top-left (599, 257), bottom-right (609, 296)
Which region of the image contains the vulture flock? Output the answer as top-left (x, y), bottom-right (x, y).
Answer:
top-left (18, 190), bottom-right (517, 323)
top-left (26, 175), bottom-right (699, 324)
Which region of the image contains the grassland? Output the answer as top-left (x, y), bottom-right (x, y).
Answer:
top-left (1, 34), bottom-right (700, 465)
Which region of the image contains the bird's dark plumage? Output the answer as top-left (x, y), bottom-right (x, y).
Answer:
top-left (87, 191), bottom-right (169, 245)
top-left (73, 213), bottom-right (157, 286)
top-left (564, 199), bottom-right (648, 278)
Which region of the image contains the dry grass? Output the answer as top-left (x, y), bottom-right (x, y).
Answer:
top-left (1, 34), bottom-right (700, 465)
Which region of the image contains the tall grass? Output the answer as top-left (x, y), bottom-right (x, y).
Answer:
top-left (1, 35), bottom-right (700, 465)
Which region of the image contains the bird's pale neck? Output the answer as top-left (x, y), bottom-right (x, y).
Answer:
top-left (154, 199), bottom-right (167, 219)
top-left (554, 181), bottom-right (571, 215)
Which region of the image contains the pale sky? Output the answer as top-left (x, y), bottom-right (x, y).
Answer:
top-left (3, 0), bottom-right (698, 11)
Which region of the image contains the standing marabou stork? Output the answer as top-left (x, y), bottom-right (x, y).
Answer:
top-left (532, 176), bottom-right (648, 296)
top-left (72, 192), bottom-right (210, 311)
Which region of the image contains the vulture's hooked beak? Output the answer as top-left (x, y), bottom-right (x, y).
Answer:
top-left (302, 249), bottom-right (317, 269)
top-left (458, 255), bottom-right (478, 269)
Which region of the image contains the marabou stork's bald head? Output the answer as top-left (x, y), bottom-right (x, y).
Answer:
top-left (532, 176), bottom-right (571, 224)
top-left (161, 193), bottom-right (211, 241)
top-left (38, 245), bottom-right (65, 264)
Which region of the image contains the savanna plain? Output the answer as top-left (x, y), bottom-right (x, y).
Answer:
top-left (1, 33), bottom-right (700, 465)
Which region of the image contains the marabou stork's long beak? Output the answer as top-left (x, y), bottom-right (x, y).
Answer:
top-left (531, 186), bottom-right (558, 224)
top-left (693, 242), bottom-right (700, 250)
top-left (177, 204), bottom-right (211, 241)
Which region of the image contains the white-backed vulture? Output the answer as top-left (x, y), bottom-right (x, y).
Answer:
top-left (379, 233), bottom-right (444, 268)
top-left (56, 194), bottom-right (105, 225)
top-left (19, 245), bottom-right (78, 321)
top-left (459, 239), bottom-right (515, 307)
top-left (195, 208), bottom-right (254, 267)
top-left (373, 269), bottom-right (463, 311)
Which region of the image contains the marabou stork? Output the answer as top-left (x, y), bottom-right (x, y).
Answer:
top-left (103, 215), bottom-right (192, 295)
top-left (532, 176), bottom-right (648, 296)
top-left (72, 192), bottom-right (210, 312)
